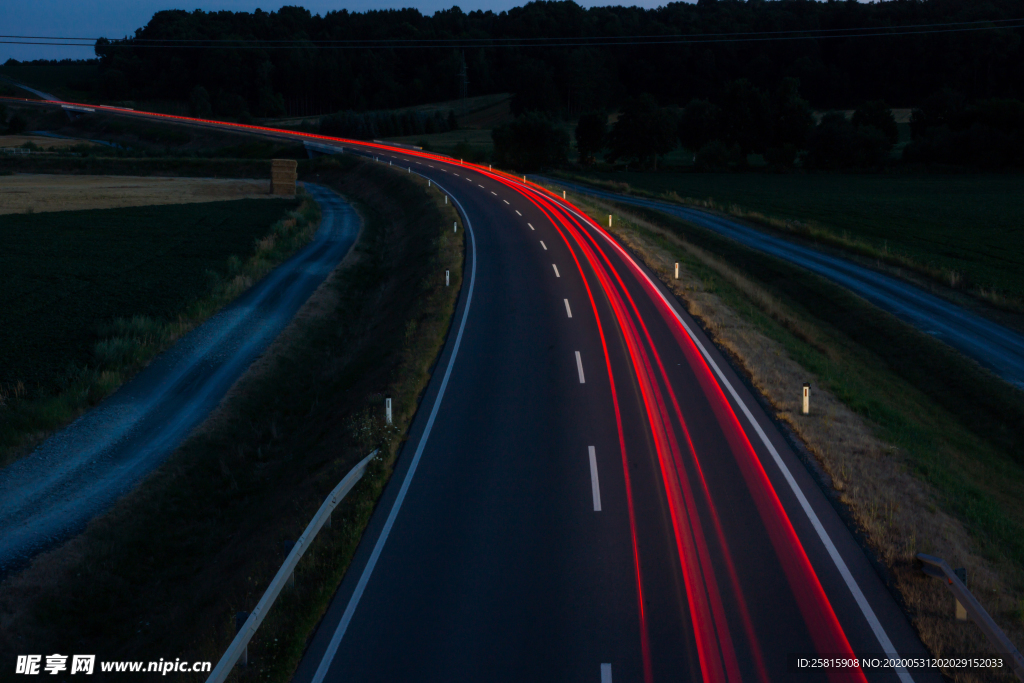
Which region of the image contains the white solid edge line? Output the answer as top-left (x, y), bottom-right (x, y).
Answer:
top-left (588, 446), bottom-right (601, 511)
top-left (540, 241), bottom-right (548, 250)
top-left (549, 194), bottom-right (915, 683)
top-left (552, 263), bottom-right (560, 277)
top-left (576, 350), bottom-right (585, 384)
top-left (600, 663), bottom-right (612, 683)
top-left (310, 175), bottom-right (478, 683)
top-left (564, 299), bottom-right (572, 318)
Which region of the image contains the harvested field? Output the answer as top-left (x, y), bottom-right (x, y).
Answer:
top-left (0, 135), bottom-right (100, 150)
top-left (0, 174), bottom-right (273, 214)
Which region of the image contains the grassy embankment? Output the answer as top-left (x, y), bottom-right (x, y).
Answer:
top-left (0, 194), bottom-right (318, 469)
top-left (552, 184), bottom-right (1024, 681)
top-left (555, 171), bottom-right (1024, 314)
top-left (0, 153), bottom-right (465, 683)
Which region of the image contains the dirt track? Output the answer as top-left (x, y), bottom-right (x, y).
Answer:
top-left (0, 174), bottom-right (274, 214)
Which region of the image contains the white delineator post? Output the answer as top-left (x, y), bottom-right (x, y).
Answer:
top-left (608, 215), bottom-right (612, 227)
top-left (445, 196), bottom-right (448, 204)
top-left (563, 190), bottom-right (566, 199)
top-left (386, 398), bottom-right (393, 425)
top-left (454, 222), bottom-right (457, 232)
top-left (674, 262), bottom-right (679, 279)
top-left (446, 270), bottom-right (450, 286)
top-left (802, 383), bottom-right (810, 415)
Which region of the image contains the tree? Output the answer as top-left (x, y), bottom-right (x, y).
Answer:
top-left (575, 112), bottom-right (606, 166)
top-left (805, 112), bottom-right (890, 169)
top-left (852, 100), bottom-right (898, 146)
top-left (678, 99), bottom-right (721, 152)
top-left (492, 112), bottom-right (569, 171)
top-left (771, 78), bottom-right (814, 148)
top-left (719, 79), bottom-right (773, 155)
top-left (189, 86), bottom-right (212, 118)
top-left (606, 93), bottom-right (677, 169)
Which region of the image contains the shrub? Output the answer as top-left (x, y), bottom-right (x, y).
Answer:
top-left (694, 140), bottom-right (730, 171)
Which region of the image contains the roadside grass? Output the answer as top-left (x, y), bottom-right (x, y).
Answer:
top-left (0, 154), bottom-right (464, 683)
top-left (558, 188), bottom-right (1024, 679)
top-left (0, 195), bottom-right (319, 469)
top-left (554, 170), bottom-right (1024, 312)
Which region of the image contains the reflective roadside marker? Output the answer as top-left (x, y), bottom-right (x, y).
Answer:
top-left (454, 222), bottom-right (457, 232)
top-left (608, 214), bottom-right (612, 227)
top-left (674, 262), bottom-right (679, 279)
top-left (446, 270), bottom-right (450, 286)
top-left (445, 196), bottom-right (448, 204)
top-left (563, 190), bottom-right (566, 199)
top-left (386, 398), bottom-right (393, 425)
top-left (802, 383), bottom-right (810, 415)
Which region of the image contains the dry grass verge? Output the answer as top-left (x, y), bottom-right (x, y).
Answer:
top-left (560, 188), bottom-right (1024, 682)
top-left (0, 154), bottom-right (464, 683)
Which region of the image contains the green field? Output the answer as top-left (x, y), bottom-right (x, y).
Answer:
top-left (0, 199), bottom-right (294, 394)
top-left (563, 171), bottom-right (1024, 306)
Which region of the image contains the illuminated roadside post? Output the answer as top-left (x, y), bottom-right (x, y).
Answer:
top-left (608, 215), bottom-right (612, 227)
top-left (674, 262), bottom-right (679, 279)
top-left (454, 222), bottom-right (457, 232)
top-left (802, 383), bottom-right (810, 414)
top-left (446, 270), bottom-right (450, 286)
top-left (386, 398), bottom-right (392, 425)
top-left (563, 190), bottom-right (566, 199)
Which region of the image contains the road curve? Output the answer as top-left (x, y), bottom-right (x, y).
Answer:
top-left (538, 177), bottom-right (1024, 390)
top-left (0, 184), bottom-right (359, 575)
top-left (0, 100), bottom-right (946, 680)
top-left (286, 146), bottom-right (940, 683)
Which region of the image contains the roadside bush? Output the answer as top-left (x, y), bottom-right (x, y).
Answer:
top-left (694, 140), bottom-right (730, 171)
top-left (492, 111), bottom-right (569, 171)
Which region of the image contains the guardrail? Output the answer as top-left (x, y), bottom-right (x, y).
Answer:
top-left (917, 553), bottom-right (1024, 680)
top-left (206, 449), bottom-right (379, 683)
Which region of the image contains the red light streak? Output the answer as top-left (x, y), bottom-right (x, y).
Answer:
top-left (4, 96), bottom-right (873, 679)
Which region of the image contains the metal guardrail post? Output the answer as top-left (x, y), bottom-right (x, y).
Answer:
top-left (917, 553), bottom-right (1024, 680)
top-left (205, 450), bottom-right (379, 683)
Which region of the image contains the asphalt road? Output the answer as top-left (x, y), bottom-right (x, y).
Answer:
top-left (539, 176), bottom-right (1024, 390)
top-left (0, 99), bottom-right (951, 681)
top-left (0, 184), bottom-right (359, 575)
top-left (287, 148), bottom-right (941, 683)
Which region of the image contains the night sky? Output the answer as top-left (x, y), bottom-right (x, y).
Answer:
top-left (1, 0), bottom-right (682, 62)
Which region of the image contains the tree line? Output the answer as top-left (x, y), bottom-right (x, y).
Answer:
top-left (79, 0), bottom-right (1022, 120)
top-left (493, 82), bottom-right (1024, 172)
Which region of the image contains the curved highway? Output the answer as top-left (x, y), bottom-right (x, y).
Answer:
top-left (539, 177), bottom-right (1024, 390)
top-left (0, 99), bottom-right (944, 681)
top-left (0, 184), bottom-right (359, 575)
